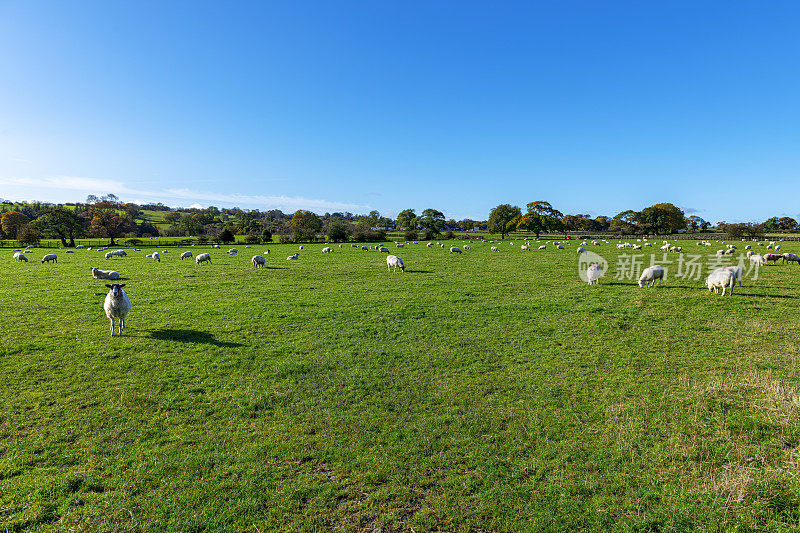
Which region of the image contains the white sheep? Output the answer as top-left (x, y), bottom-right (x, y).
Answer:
top-left (287, 253), bottom-right (300, 260)
top-left (396, 243), bottom-right (404, 248)
top-left (577, 247), bottom-right (586, 254)
top-left (227, 248), bottom-right (238, 255)
top-left (557, 244), bottom-right (565, 250)
top-left (450, 246), bottom-right (462, 254)
top-left (13, 252), bottom-right (28, 262)
top-left (638, 265), bottom-right (665, 288)
top-left (252, 255), bottom-right (266, 268)
top-left (586, 264), bottom-right (603, 285)
top-left (152, 251), bottom-right (160, 262)
top-left (104, 283), bottom-right (131, 336)
top-left (105, 252), bottom-right (114, 259)
top-left (41, 254), bottom-right (57, 264)
top-left (298, 246), bottom-right (303, 250)
top-left (706, 269), bottom-right (735, 296)
top-left (321, 247), bottom-right (333, 253)
top-left (721, 265), bottom-right (743, 286)
top-left (538, 245), bottom-right (546, 250)
top-left (386, 254), bottom-right (404, 272)
top-left (491, 246), bottom-right (499, 252)
top-left (180, 251), bottom-right (193, 260)
top-left (464, 245), bottom-right (471, 250)
top-left (379, 246), bottom-right (389, 253)
top-left (195, 253), bottom-right (212, 264)
top-left (427, 242), bottom-right (433, 248)
top-left (783, 253), bottom-right (800, 265)
top-left (91, 267), bottom-right (120, 280)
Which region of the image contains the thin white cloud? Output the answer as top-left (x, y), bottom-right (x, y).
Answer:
top-left (0, 175), bottom-right (371, 213)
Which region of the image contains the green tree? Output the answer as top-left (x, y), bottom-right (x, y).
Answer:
top-left (487, 204), bottom-right (521, 238)
top-left (396, 209), bottom-right (417, 231)
top-left (517, 201), bottom-right (564, 239)
top-left (219, 228), bottom-right (235, 244)
top-left (778, 217), bottom-right (798, 231)
top-left (418, 209), bottom-right (445, 235)
top-left (16, 223), bottom-right (40, 246)
top-left (291, 210), bottom-right (323, 241)
top-left (34, 207), bottom-right (87, 247)
top-left (638, 203), bottom-right (686, 235)
top-left (326, 218), bottom-right (351, 242)
top-left (1, 211), bottom-right (29, 239)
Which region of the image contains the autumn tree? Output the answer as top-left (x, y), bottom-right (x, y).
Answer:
top-left (1, 211), bottom-right (30, 239)
top-left (487, 204), bottom-right (521, 238)
top-left (86, 200), bottom-right (136, 245)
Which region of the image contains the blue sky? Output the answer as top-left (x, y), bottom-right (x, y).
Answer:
top-left (1, 1), bottom-right (799, 223)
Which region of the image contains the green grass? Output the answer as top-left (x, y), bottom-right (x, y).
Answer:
top-left (2, 240), bottom-right (800, 531)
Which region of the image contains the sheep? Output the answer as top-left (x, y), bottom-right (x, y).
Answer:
top-left (195, 253), bottom-right (212, 264)
top-left (362, 246), bottom-right (368, 251)
top-left (577, 247), bottom-right (586, 254)
top-left (91, 267), bottom-right (120, 280)
top-left (13, 252), bottom-right (28, 262)
top-left (783, 253), bottom-right (800, 265)
top-left (644, 242), bottom-right (652, 247)
top-left (41, 254), bottom-right (57, 264)
top-left (764, 253), bottom-right (783, 264)
top-left (252, 255), bottom-right (266, 268)
top-left (227, 248), bottom-right (238, 255)
top-left (386, 254), bottom-right (404, 272)
top-left (396, 243), bottom-right (404, 248)
top-left (114, 250), bottom-right (127, 256)
top-left (776, 245), bottom-right (782, 251)
top-left (521, 245), bottom-right (530, 251)
top-left (180, 251), bottom-right (193, 260)
top-left (450, 246), bottom-right (462, 254)
top-left (586, 264), bottom-right (603, 285)
top-left (105, 252), bottom-right (114, 259)
top-left (745, 245), bottom-right (751, 250)
top-left (76, 244), bottom-right (85, 249)
top-left (638, 265), bottom-right (665, 288)
top-left (379, 246), bottom-right (390, 253)
top-left (538, 245), bottom-right (546, 250)
top-left (287, 253), bottom-right (300, 260)
top-left (716, 249), bottom-right (725, 257)
top-left (706, 269), bottom-right (735, 296)
top-left (749, 253), bottom-right (765, 266)
top-left (321, 247), bottom-right (333, 253)
top-left (491, 246), bottom-right (499, 252)
top-left (427, 242), bottom-right (433, 248)
top-left (632, 244), bottom-right (642, 250)
top-left (152, 251), bottom-right (160, 262)
top-left (104, 283), bottom-right (131, 336)
top-left (670, 246), bottom-right (682, 253)
top-left (557, 244), bottom-right (565, 250)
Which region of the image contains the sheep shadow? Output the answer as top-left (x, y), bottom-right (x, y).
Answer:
top-left (736, 293), bottom-right (798, 300)
top-left (147, 328), bottom-right (245, 347)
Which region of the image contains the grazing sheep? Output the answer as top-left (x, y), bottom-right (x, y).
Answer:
top-left (706, 269), bottom-right (735, 296)
top-left (450, 246), bottom-right (462, 254)
top-left (716, 266), bottom-right (743, 287)
top-left (521, 245), bottom-right (530, 251)
top-left (152, 251), bottom-right (160, 262)
top-left (538, 245), bottom-right (546, 250)
top-left (379, 246), bottom-right (390, 253)
top-left (299, 246), bottom-right (303, 250)
top-left (104, 283), bottom-right (131, 336)
top-left (396, 243), bottom-right (404, 248)
top-left (427, 242), bottom-right (433, 248)
top-left (632, 244), bottom-right (642, 250)
top-left (557, 244), bottom-right (565, 250)
top-left (76, 244), bottom-right (85, 249)
top-left (321, 247), bottom-right (333, 253)
top-left (13, 252), bottom-right (28, 262)
top-left (638, 265), bottom-right (665, 288)
top-left (783, 253), bottom-right (800, 265)
top-left (745, 245), bottom-right (751, 250)
top-left (180, 251), bottom-right (193, 260)
top-left (716, 249), bottom-right (725, 257)
top-left (362, 246), bottom-right (368, 251)
top-left (41, 254), bottom-right (57, 264)
top-left (764, 253), bottom-right (783, 264)
top-left (227, 248), bottom-right (238, 255)
top-left (91, 267), bottom-right (120, 280)
top-left (586, 264), bottom-right (603, 285)
top-left (464, 245), bottom-right (471, 250)
top-left (252, 255), bottom-right (266, 268)
top-left (386, 254), bottom-right (404, 272)
top-left (776, 245), bottom-right (782, 251)
top-left (105, 252), bottom-right (114, 259)
top-left (195, 253), bottom-right (212, 264)
top-left (577, 247), bottom-right (586, 254)
top-left (491, 246), bottom-right (499, 252)
top-left (670, 246), bottom-right (682, 253)
top-left (287, 253), bottom-right (300, 260)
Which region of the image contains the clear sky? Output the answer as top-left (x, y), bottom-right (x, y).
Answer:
top-left (1, 1), bottom-right (799, 223)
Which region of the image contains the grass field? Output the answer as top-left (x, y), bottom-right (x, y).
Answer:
top-left (2, 239), bottom-right (800, 531)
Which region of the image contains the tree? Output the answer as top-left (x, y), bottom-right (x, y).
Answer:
top-left (219, 228), bottom-right (235, 244)
top-left (638, 203), bottom-right (686, 235)
top-left (34, 207), bottom-right (86, 246)
top-left (418, 209), bottom-right (445, 235)
top-left (778, 217), bottom-right (798, 231)
top-left (326, 218), bottom-right (351, 242)
top-left (487, 204), bottom-right (521, 238)
top-left (1, 211), bottom-right (30, 239)
top-left (517, 201), bottom-right (564, 239)
top-left (291, 210), bottom-right (323, 241)
top-left (16, 224), bottom-right (40, 246)
top-left (85, 200), bottom-right (136, 245)
top-left (261, 228), bottom-right (273, 243)
top-left (396, 209), bottom-right (418, 231)
top-left (686, 215), bottom-right (711, 232)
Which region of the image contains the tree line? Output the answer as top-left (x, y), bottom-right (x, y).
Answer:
top-left (2, 195), bottom-right (798, 246)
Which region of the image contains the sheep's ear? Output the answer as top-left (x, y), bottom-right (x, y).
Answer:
top-left (105, 284), bottom-right (113, 288)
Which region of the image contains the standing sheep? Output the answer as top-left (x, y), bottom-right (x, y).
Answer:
top-left (706, 269), bottom-right (735, 296)
top-left (638, 265), bottom-right (665, 288)
top-left (322, 247), bottom-right (333, 253)
top-left (287, 253), bottom-right (300, 260)
top-left (576, 247), bottom-right (586, 254)
top-left (180, 251), bottom-right (193, 260)
top-left (252, 255), bottom-right (266, 268)
top-left (13, 252), bottom-right (28, 262)
top-left (104, 283), bottom-right (131, 336)
top-left (41, 254), bottom-right (57, 263)
top-left (195, 253), bottom-right (212, 264)
top-left (386, 254), bottom-right (404, 272)
top-left (450, 246), bottom-right (462, 254)
top-left (586, 264), bottom-right (603, 285)
top-left (152, 251), bottom-right (160, 262)
top-left (491, 246), bottom-right (499, 252)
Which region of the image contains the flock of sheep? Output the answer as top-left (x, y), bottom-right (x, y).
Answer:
top-left (8, 235), bottom-right (799, 335)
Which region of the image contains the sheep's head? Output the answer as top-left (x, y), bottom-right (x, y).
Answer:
top-left (637, 279), bottom-right (646, 288)
top-left (105, 283), bottom-right (126, 297)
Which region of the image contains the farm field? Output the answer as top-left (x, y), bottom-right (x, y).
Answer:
top-left (2, 240), bottom-right (800, 531)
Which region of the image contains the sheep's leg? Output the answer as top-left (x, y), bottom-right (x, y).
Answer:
top-left (110, 318), bottom-right (115, 336)
top-left (120, 317), bottom-right (125, 335)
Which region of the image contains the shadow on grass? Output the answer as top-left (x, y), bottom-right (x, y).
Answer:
top-left (147, 328), bottom-right (245, 347)
top-left (736, 293), bottom-right (798, 299)
top-left (406, 270), bottom-right (434, 274)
